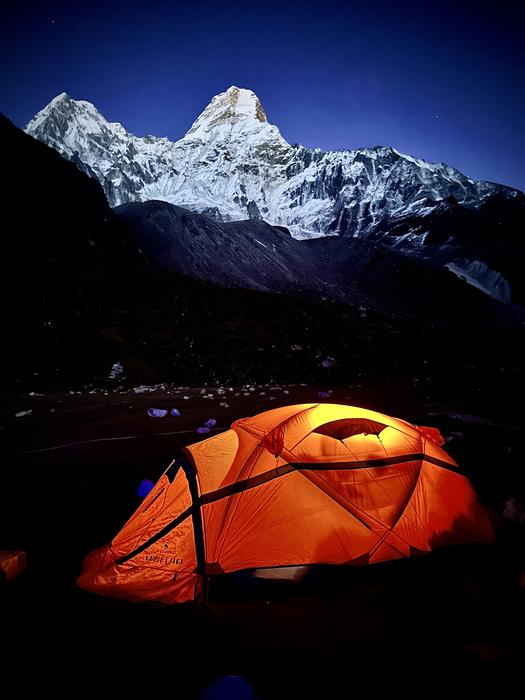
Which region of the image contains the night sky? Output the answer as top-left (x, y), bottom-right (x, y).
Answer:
top-left (2, 0), bottom-right (524, 190)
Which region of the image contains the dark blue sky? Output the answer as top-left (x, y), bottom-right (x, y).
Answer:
top-left (2, 0), bottom-right (524, 190)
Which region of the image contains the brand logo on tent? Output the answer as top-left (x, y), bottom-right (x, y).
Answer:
top-left (144, 554), bottom-right (183, 566)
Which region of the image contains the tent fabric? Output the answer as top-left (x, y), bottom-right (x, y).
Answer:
top-left (0, 550), bottom-right (27, 582)
top-left (77, 403), bottom-right (494, 604)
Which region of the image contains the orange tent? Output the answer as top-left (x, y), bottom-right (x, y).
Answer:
top-left (78, 403), bottom-right (494, 603)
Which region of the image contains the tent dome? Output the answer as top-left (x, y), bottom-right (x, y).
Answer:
top-left (78, 403), bottom-right (494, 604)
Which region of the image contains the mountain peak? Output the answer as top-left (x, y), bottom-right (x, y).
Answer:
top-left (51, 91), bottom-right (71, 103)
top-left (224, 86), bottom-right (267, 123)
top-left (214, 86), bottom-right (267, 123)
top-left (26, 92), bottom-right (100, 133)
top-left (184, 86), bottom-right (272, 141)
top-left (25, 92), bottom-right (123, 161)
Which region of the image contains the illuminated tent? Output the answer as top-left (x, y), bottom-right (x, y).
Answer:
top-left (78, 403), bottom-right (494, 603)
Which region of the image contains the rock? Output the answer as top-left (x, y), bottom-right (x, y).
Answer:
top-left (503, 498), bottom-right (525, 524)
top-left (320, 357), bottom-right (335, 368)
top-left (109, 361), bottom-right (123, 379)
top-left (147, 408), bottom-right (168, 418)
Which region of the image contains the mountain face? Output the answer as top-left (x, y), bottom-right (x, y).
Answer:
top-left (26, 87), bottom-right (521, 243)
top-left (4, 114), bottom-right (525, 395)
top-left (116, 200), bottom-right (339, 299)
top-left (0, 113), bottom-right (459, 391)
top-left (116, 199), bottom-right (521, 329)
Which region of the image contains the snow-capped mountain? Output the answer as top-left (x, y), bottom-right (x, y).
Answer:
top-left (25, 86), bottom-right (521, 241)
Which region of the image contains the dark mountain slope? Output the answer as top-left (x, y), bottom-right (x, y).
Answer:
top-left (1, 113), bottom-right (147, 386)
top-left (372, 192), bottom-right (525, 306)
top-left (116, 200), bottom-right (341, 300)
top-left (118, 199), bottom-right (522, 330)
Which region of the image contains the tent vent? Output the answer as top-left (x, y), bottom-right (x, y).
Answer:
top-left (313, 418), bottom-right (387, 441)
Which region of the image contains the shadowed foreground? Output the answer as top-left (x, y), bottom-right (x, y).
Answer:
top-left (1, 385), bottom-right (524, 695)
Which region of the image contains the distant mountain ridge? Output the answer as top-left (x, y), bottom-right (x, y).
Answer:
top-left (25, 87), bottom-right (522, 241)
top-left (23, 88), bottom-right (525, 306)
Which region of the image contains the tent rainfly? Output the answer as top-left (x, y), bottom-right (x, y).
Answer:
top-left (78, 403), bottom-right (494, 603)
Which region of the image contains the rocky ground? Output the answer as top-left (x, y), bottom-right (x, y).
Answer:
top-left (1, 383), bottom-right (524, 696)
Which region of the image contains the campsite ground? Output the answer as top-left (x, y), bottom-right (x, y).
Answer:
top-left (1, 383), bottom-right (524, 696)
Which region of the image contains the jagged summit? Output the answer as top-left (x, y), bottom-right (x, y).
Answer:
top-left (180, 85), bottom-right (283, 149)
top-left (28, 92), bottom-right (88, 122)
top-left (26, 92), bottom-right (71, 131)
top-left (188, 86), bottom-right (268, 131)
top-left (26, 91), bottom-right (122, 141)
top-left (50, 91), bottom-right (70, 103)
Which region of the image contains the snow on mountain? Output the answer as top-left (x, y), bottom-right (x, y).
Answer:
top-left (26, 86), bottom-right (521, 241)
top-left (445, 260), bottom-right (512, 303)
